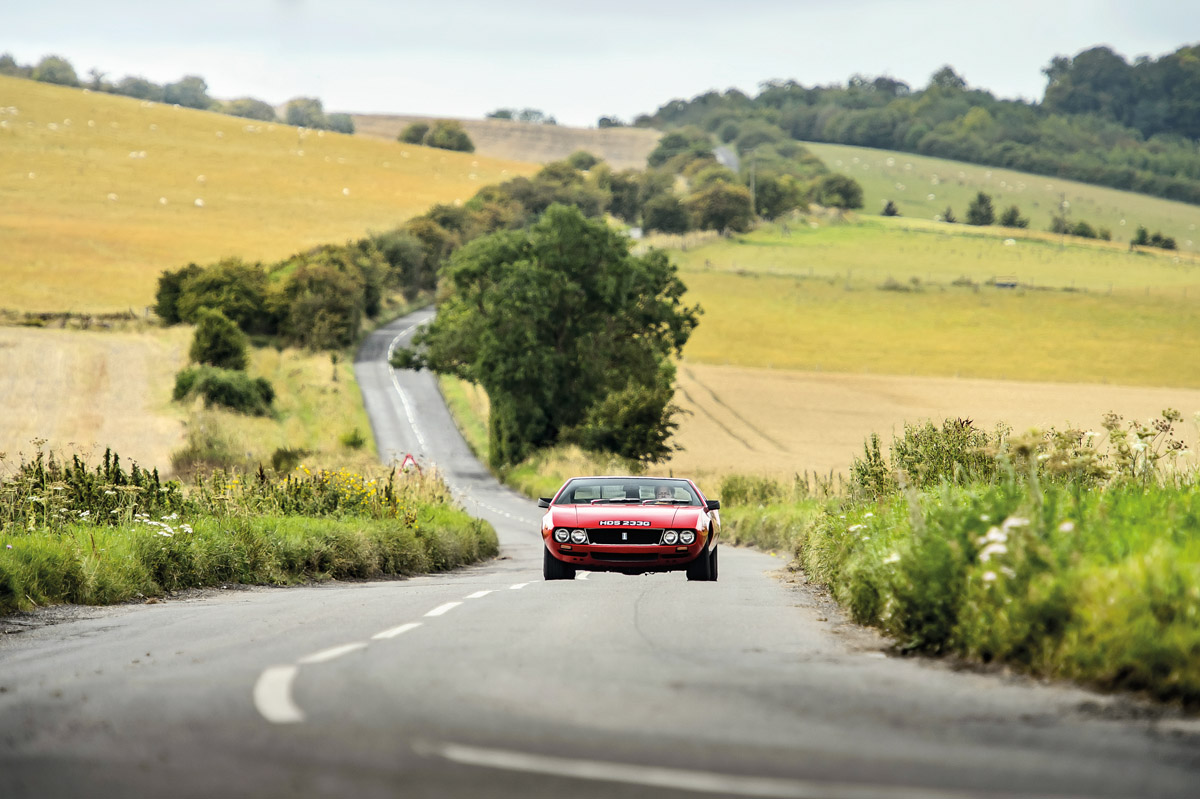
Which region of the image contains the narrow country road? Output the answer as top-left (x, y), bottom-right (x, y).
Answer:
top-left (1, 307), bottom-right (1198, 798)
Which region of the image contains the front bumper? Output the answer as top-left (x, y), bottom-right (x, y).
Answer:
top-left (545, 535), bottom-right (709, 571)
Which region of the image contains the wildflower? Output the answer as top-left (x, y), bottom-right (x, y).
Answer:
top-left (104, 490), bottom-right (116, 496)
top-left (157, 531), bottom-right (172, 538)
top-left (1001, 516), bottom-right (1029, 532)
top-left (1057, 521), bottom-right (1075, 533)
top-left (982, 571), bottom-right (998, 582)
top-left (883, 552), bottom-right (901, 564)
top-left (848, 524), bottom-right (866, 532)
top-left (979, 542), bottom-right (1008, 562)
top-left (977, 526), bottom-right (1007, 545)
top-left (979, 514), bottom-right (990, 522)
top-left (863, 512), bottom-right (874, 518)
top-left (5, 544), bottom-right (10, 549)
top-left (1000, 567), bottom-right (1017, 578)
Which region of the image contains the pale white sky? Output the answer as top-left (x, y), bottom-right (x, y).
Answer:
top-left (4, 1), bottom-right (1197, 126)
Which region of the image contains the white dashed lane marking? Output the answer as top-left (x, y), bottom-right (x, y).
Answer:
top-left (466, 590), bottom-right (493, 599)
top-left (253, 666), bottom-right (304, 724)
top-left (425, 601), bottom-right (462, 617)
top-left (510, 583), bottom-right (530, 590)
top-left (298, 642), bottom-right (368, 665)
top-left (373, 622), bottom-right (422, 640)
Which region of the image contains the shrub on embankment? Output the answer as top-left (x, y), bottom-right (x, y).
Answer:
top-left (719, 413), bottom-right (1200, 706)
top-left (0, 450), bottom-right (498, 615)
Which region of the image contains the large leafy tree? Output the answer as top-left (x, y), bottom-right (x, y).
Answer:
top-left (400, 204), bottom-right (700, 468)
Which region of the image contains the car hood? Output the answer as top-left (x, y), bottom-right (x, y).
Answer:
top-left (549, 505), bottom-right (705, 528)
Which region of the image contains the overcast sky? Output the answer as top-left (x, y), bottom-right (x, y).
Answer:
top-left (5, 1), bottom-right (1197, 126)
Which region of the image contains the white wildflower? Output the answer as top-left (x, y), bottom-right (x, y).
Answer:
top-left (883, 552), bottom-right (901, 564)
top-left (863, 512), bottom-right (874, 518)
top-left (980, 514), bottom-right (990, 522)
top-left (1000, 567), bottom-right (1017, 578)
top-left (848, 524), bottom-right (866, 532)
top-left (104, 490), bottom-right (116, 496)
top-left (1001, 516), bottom-right (1030, 532)
top-left (1058, 521), bottom-right (1075, 533)
top-left (982, 571), bottom-right (998, 582)
top-left (979, 542), bottom-right (1008, 562)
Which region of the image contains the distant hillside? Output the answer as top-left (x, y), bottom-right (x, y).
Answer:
top-left (354, 115), bottom-right (661, 170)
top-left (0, 76), bottom-right (537, 312)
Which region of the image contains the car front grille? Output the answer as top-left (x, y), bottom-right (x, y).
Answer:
top-left (587, 529), bottom-right (664, 545)
top-left (589, 552), bottom-right (660, 562)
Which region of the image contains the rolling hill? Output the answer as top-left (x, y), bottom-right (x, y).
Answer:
top-left (0, 76), bottom-right (537, 313)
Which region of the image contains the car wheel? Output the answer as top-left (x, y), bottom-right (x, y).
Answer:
top-left (543, 546), bottom-right (576, 581)
top-left (686, 546), bottom-right (713, 581)
top-left (709, 545), bottom-right (718, 582)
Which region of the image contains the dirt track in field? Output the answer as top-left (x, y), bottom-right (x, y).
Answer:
top-left (353, 115), bottom-right (661, 170)
top-left (669, 362), bottom-right (1200, 480)
top-left (0, 326), bottom-right (186, 470)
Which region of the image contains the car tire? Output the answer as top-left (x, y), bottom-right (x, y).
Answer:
top-left (543, 546), bottom-right (576, 581)
top-left (686, 546), bottom-right (713, 581)
top-left (709, 545), bottom-right (718, 582)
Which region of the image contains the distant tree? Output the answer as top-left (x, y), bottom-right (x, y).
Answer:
top-left (163, 75), bottom-right (212, 109)
top-left (814, 174), bottom-right (864, 209)
top-left (0, 54), bottom-right (28, 78)
top-left (1070, 220), bottom-right (1097, 239)
top-left (566, 150), bottom-right (601, 170)
top-left (998, 205), bottom-right (1029, 228)
top-left (881, 200), bottom-right (900, 217)
top-left (285, 97), bottom-right (327, 129)
top-left (86, 68), bottom-right (110, 92)
top-left (1049, 214), bottom-right (1070, 234)
top-left (326, 113), bottom-right (355, 134)
top-left (597, 116), bottom-right (626, 128)
top-left (753, 173), bottom-right (805, 219)
top-left (154, 263), bottom-right (205, 324)
top-left (642, 194), bottom-right (691, 234)
top-left (965, 191), bottom-right (995, 226)
top-left (687, 182), bottom-right (753, 233)
top-left (189, 308), bottom-right (249, 371)
top-left (607, 169), bottom-right (644, 223)
top-left (224, 97), bottom-right (277, 122)
top-left (648, 127), bottom-right (711, 168)
top-left (516, 108), bottom-right (555, 125)
top-left (718, 121), bottom-right (740, 143)
top-left (929, 65), bottom-right (967, 91)
top-left (32, 55), bottom-right (79, 86)
top-left (486, 108), bottom-right (515, 120)
top-left (175, 258), bottom-right (274, 334)
top-left (1148, 231), bottom-right (1177, 250)
top-left (942, 206), bottom-right (957, 224)
top-left (689, 164), bottom-right (738, 191)
top-left (1132, 225), bottom-right (1150, 247)
top-left (425, 120), bottom-right (474, 152)
top-left (398, 121), bottom-right (430, 144)
top-left (113, 76), bottom-right (164, 102)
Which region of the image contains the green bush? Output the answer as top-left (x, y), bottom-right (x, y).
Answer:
top-left (398, 121), bottom-right (430, 144)
top-left (174, 366), bottom-right (274, 416)
top-left (189, 307), bottom-right (249, 370)
top-left (425, 120), bottom-right (474, 153)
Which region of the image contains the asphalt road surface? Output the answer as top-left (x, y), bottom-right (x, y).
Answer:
top-left (2, 308), bottom-right (1198, 798)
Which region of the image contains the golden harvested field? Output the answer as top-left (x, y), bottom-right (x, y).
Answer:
top-left (354, 114), bottom-right (661, 171)
top-left (668, 362), bottom-right (1200, 481)
top-left (0, 76), bottom-right (537, 313)
top-left (801, 141), bottom-right (1200, 250)
top-left (0, 325), bottom-right (188, 469)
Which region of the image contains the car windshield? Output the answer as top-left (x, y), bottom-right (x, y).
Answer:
top-left (556, 478), bottom-right (701, 506)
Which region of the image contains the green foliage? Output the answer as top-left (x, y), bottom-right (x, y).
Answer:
top-left (850, 419), bottom-right (1001, 499)
top-left (188, 307), bottom-right (249, 370)
top-left (965, 191), bottom-right (994, 226)
top-left (566, 150), bottom-right (601, 170)
top-left (154, 263), bottom-right (204, 324)
top-left (173, 258), bottom-right (274, 333)
top-left (174, 366), bottom-right (275, 416)
top-left (687, 182), bottom-right (753, 233)
top-left (642, 194), bottom-right (690, 233)
top-left (113, 75), bottom-right (163, 102)
top-left (399, 121), bottom-right (430, 144)
top-left (223, 97), bottom-right (277, 122)
top-left (31, 55), bottom-right (78, 86)
top-left (647, 127), bottom-right (712, 168)
top-left (564, 375), bottom-right (683, 464)
top-left (163, 75), bottom-right (212, 110)
top-left (340, 428), bottom-right (367, 450)
top-left (998, 205), bottom-right (1029, 228)
top-left (815, 173), bottom-right (864, 209)
top-left (942, 205), bottom-right (957, 223)
top-left (425, 120), bottom-right (475, 152)
top-left (881, 200), bottom-right (899, 217)
top-left (285, 97), bottom-right (327, 128)
top-left (326, 113), bottom-right (355, 134)
top-left (401, 204), bottom-right (700, 467)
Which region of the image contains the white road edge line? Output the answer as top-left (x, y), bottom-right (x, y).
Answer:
top-left (465, 590), bottom-right (493, 599)
top-left (253, 666), bottom-right (304, 724)
top-left (386, 322), bottom-right (428, 452)
top-left (373, 622), bottom-right (422, 640)
top-left (297, 642), bottom-right (368, 665)
top-left (425, 601), bottom-right (462, 617)
top-left (509, 582), bottom-right (530, 590)
top-left (424, 742), bottom-right (1064, 799)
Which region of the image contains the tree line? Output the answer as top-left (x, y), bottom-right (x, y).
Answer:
top-left (634, 44), bottom-right (1200, 212)
top-left (0, 52), bottom-right (354, 133)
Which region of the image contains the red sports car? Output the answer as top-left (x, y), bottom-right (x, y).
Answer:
top-left (538, 476), bottom-right (721, 581)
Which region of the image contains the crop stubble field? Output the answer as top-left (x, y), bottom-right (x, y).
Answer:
top-left (0, 76), bottom-right (536, 312)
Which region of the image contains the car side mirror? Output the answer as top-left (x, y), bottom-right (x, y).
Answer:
top-left (537, 497), bottom-right (552, 509)
top-left (706, 499), bottom-right (721, 511)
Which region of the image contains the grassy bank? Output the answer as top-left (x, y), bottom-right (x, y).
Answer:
top-left (0, 450), bottom-right (497, 616)
top-left (719, 416), bottom-right (1200, 705)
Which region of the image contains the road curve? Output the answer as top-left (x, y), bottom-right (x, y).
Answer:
top-left (1, 308), bottom-right (1198, 798)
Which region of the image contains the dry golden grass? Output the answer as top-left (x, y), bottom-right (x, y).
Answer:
top-left (0, 325), bottom-right (188, 469)
top-left (354, 114), bottom-right (662, 171)
top-left (0, 76), bottom-right (537, 313)
top-left (667, 362), bottom-right (1200, 481)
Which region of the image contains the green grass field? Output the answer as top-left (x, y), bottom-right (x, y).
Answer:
top-left (0, 76), bottom-right (536, 312)
top-left (673, 220), bottom-right (1200, 388)
top-left (801, 141), bottom-right (1200, 251)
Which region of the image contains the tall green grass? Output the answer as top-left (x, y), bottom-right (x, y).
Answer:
top-left (719, 414), bottom-right (1200, 705)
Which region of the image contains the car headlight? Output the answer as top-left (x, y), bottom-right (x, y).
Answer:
top-left (679, 530), bottom-right (696, 545)
top-left (571, 529), bottom-right (588, 544)
top-left (662, 530), bottom-right (679, 545)
top-left (554, 528), bottom-right (570, 543)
